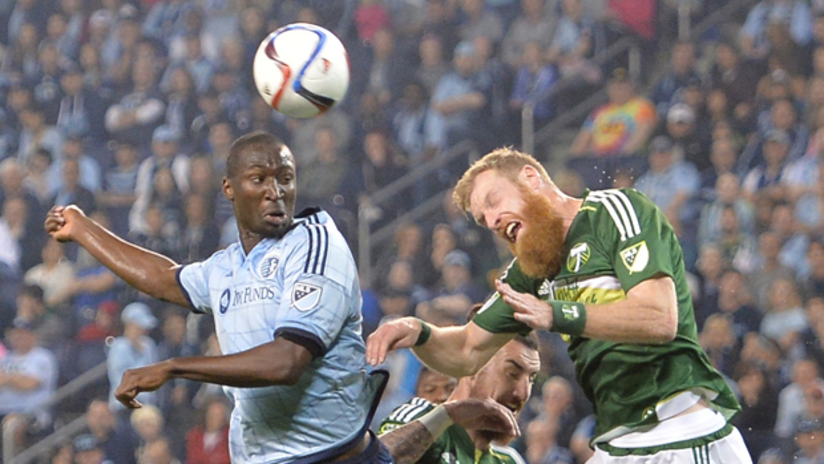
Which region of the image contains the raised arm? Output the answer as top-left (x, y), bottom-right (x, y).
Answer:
top-left (379, 398), bottom-right (519, 464)
top-left (366, 318), bottom-right (514, 378)
top-left (115, 337), bottom-right (314, 408)
top-left (44, 205), bottom-right (188, 307)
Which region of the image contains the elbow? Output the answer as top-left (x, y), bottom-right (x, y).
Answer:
top-left (276, 364), bottom-right (305, 386)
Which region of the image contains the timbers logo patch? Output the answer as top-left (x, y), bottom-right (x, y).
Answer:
top-left (620, 241), bottom-right (649, 275)
top-left (292, 282), bottom-right (322, 311)
top-left (566, 242), bottom-right (590, 273)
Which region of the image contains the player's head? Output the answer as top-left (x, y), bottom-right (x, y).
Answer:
top-left (464, 334), bottom-right (540, 415)
top-left (453, 147), bottom-right (565, 278)
top-left (415, 367), bottom-right (457, 404)
top-left (223, 131), bottom-right (296, 240)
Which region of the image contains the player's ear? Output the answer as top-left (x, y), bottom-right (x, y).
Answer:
top-left (222, 177), bottom-right (234, 201)
top-left (520, 165), bottom-right (543, 190)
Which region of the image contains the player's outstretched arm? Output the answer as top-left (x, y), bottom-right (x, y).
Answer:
top-left (379, 398), bottom-right (519, 464)
top-left (366, 317), bottom-right (513, 378)
top-left (115, 337), bottom-right (313, 408)
top-left (499, 274), bottom-right (678, 344)
top-left (45, 205), bottom-right (188, 307)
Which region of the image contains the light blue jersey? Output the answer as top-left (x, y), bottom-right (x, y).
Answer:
top-left (177, 208), bottom-right (372, 464)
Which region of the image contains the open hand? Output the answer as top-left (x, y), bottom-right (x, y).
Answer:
top-left (496, 281), bottom-right (554, 331)
top-left (115, 361), bottom-right (173, 409)
top-left (366, 317), bottom-right (423, 366)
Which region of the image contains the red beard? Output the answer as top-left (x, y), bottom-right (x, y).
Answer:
top-left (508, 185), bottom-right (566, 279)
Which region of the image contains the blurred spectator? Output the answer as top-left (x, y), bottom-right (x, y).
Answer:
top-left (0, 318), bottom-right (59, 447)
top-left (457, 0), bottom-right (504, 45)
top-left (663, 103), bottom-right (713, 171)
top-left (363, 28), bottom-right (409, 106)
top-left (416, 249), bottom-right (486, 325)
top-left (98, 142), bottom-right (139, 238)
top-left (132, 203), bottom-right (182, 264)
top-left (72, 434), bottom-right (108, 464)
top-left (700, 314), bottom-right (740, 376)
top-left (734, 362), bottom-right (779, 461)
top-left (699, 173), bottom-right (755, 249)
top-left (538, 376), bottom-right (577, 449)
top-left (430, 41), bottom-right (488, 146)
top-left (142, 0), bottom-right (197, 48)
top-left (18, 104), bottom-right (62, 163)
top-left (717, 270), bottom-right (762, 339)
top-left (548, 0), bottom-right (604, 86)
top-left (650, 42), bottom-right (700, 118)
top-left (56, 64), bottom-right (108, 142)
top-left (770, 203), bottom-right (810, 276)
top-left (740, 0), bottom-right (812, 59)
top-left (634, 136), bottom-right (700, 236)
top-left (190, 91), bottom-right (230, 152)
top-left (50, 158), bottom-right (97, 214)
top-left (30, 40), bottom-right (66, 124)
top-left (209, 65), bottom-right (251, 131)
top-left (161, 66), bottom-right (201, 146)
top-left (793, 418), bottom-right (824, 464)
top-left (24, 147), bottom-right (52, 204)
top-left (801, 241), bottom-right (824, 300)
top-left (47, 132), bottom-right (102, 197)
top-left (743, 129), bottom-right (793, 204)
top-left (130, 406), bottom-right (165, 457)
top-left (185, 396), bottom-right (230, 464)
top-left (297, 126), bottom-right (358, 213)
top-left (161, 36), bottom-right (213, 96)
top-left (761, 277), bottom-right (808, 351)
top-left (413, 367), bottom-right (457, 405)
top-left (104, 58), bottom-right (166, 147)
top-left (775, 358), bottom-right (824, 441)
top-left (84, 399), bottom-right (139, 464)
top-left (415, 34), bottom-right (450, 95)
top-left (501, 0), bottom-right (554, 68)
top-left (180, 194), bottom-right (220, 264)
top-left (749, 231), bottom-right (796, 312)
top-left (392, 81), bottom-right (446, 170)
top-left (24, 239), bottom-right (73, 307)
top-left (509, 42), bottom-right (558, 124)
top-left (107, 302), bottom-right (159, 412)
top-left (138, 437), bottom-right (179, 464)
top-left (130, 125), bottom-right (190, 236)
top-left (695, 244), bottom-right (725, 329)
top-left (568, 68), bottom-right (656, 187)
top-left (156, 307), bottom-right (197, 459)
top-left (524, 418), bottom-right (574, 464)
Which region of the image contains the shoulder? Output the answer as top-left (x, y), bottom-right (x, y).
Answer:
top-left (380, 397), bottom-right (436, 430)
top-left (488, 444), bottom-right (527, 464)
top-left (582, 188), bottom-right (648, 237)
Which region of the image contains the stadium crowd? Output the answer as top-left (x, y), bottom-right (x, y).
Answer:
top-left (2, 0), bottom-right (824, 463)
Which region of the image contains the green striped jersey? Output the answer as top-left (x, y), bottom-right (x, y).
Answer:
top-left (379, 397), bottom-right (526, 464)
top-left (472, 188), bottom-right (740, 443)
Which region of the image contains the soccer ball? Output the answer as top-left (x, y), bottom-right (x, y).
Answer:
top-left (253, 23), bottom-right (350, 119)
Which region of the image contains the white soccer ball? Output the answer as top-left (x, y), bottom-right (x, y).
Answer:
top-left (253, 23), bottom-right (350, 119)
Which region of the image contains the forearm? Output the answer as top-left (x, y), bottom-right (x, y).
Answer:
top-left (412, 324), bottom-right (511, 378)
top-left (72, 216), bottom-right (185, 305)
top-left (6, 375), bottom-right (40, 391)
top-left (380, 422), bottom-right (435, 464)
top-left (583, 295), bottom-right (677, 343)
top-left (166, 339), bottom-right (310, 387)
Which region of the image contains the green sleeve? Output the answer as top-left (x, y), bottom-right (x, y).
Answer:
top-left (377, 398), bottom-right (445, 463)
top-left (591, 189), bottom-right (678, 292)
top-left (471, 259), bottom-right (534, 337)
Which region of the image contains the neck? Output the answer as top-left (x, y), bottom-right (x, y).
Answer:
top-left (239, 231), bottom-right (264, 255)
top-left (546, 188), bottom-right (584, 238)
top-left (447, 379), bottom-right (473, 402)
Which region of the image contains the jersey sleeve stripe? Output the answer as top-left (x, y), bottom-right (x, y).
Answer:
top-left (303, 223), bottom-right (315, 273)
top-left (604, 193), bottom-right (636, 239)
top-left (611, 190), bottom-right (641, 235)
top-left (318, 226), bottom-right (329, 275)
top-left (589, 192), bottom-right (628, 241)
top-left (399, 403), bottom-right (432, 423)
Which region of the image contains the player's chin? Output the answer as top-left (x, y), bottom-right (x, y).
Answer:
top-left (259, 221), bottom-right (291, 239)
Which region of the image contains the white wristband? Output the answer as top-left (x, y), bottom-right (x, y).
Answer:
top-left (417, 404), bottom-right (453, 438)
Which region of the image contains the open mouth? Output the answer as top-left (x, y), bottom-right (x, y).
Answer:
top-left (504, 222), bottom-right (521, 243)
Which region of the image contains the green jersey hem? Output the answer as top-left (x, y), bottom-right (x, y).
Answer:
top-left (595, 423), bottom-right (734, 457)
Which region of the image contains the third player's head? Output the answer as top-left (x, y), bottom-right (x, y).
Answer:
top-left (224, 131), bottom-right (296, 246)
top-left (453, 148), bottom-right (566, 278)
top-left (463, 335), bottom-right (540, 416)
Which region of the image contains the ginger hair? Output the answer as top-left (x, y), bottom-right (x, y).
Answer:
top-left (452, 147), bottom-right (551, 214)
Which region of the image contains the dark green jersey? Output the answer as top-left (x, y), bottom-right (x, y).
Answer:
top-left (472, 188), bottom-right (740, 442)
top-left (378, 398), bottom-right (525, 464)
